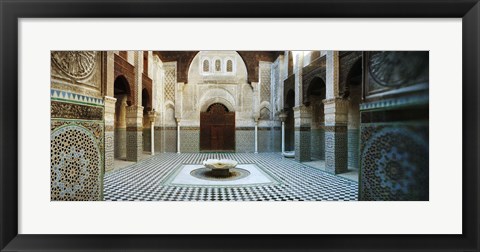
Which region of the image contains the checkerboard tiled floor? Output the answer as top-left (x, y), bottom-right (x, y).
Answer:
top-left (104, 153), bottom-right (358, 201)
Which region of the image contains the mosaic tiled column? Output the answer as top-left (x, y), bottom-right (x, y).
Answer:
top-left (293, 105), bottom-right (312, 162)
top-left (323, 98), bottom-right (349, 174)
top-left (126, 105), bottom-right (143, 162)
top-left (104, 96), bottom-right (116, 172)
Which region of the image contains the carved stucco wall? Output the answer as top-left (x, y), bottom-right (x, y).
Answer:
top-left (183, 51), bottom-right (253, 127)
top-left (50, 51), bottom-right (104, 201)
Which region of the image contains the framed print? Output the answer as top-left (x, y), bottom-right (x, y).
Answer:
top-left (1, 0), bottom-right (479, 251)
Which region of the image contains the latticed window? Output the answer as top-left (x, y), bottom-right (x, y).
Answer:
top-left (215, 59), bottom-right (221, 72)
top-left (203, 60), bottom-right (210, 72)
top-left (226, 60), bottom-right (233, 72)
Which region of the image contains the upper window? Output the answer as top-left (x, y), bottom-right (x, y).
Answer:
top-left (200, 56), bottom-right (236, 76)
top-left (215, 59), bottom-right (222, 72)
top-left (203, 59), bottom-right (210, 72)
top-left (226, 60), bottom-right (233, 72)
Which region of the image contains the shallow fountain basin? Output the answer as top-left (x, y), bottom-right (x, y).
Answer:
top-left (202, 159), bottom-right (238, 177)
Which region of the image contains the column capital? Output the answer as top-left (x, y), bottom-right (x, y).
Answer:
top-left (293, 105), bottom-right (312, 118)
top-left (323, 98), bottom-right (348, 126)
top-left (278, 111), bottom-right (288, 122)
top-left (104, 95), bottom-right (117, 104)
top-left (104, 96), bottom-right (117, 113)
top-left (253, 111), bottom-right (260, 122)
top-left (126, 105), bottom-right (144, 117)
top-left (147, 110), bottom-right (157, 122)
top-left (323, 97), bottom-right (349, 108)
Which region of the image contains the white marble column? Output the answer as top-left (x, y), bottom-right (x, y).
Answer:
top-left (148, 111), bottom-right (156, 155)
top-left (254, 119), bottom-right (259, 154)
top-left (151, 121), bottom-right (154, 155)
top-left (176, 118), bottom-right (181, 154)
top-left (278, 111), bottom-right (288, 154)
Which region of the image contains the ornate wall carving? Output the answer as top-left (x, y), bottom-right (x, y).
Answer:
top-left (51, 51), bottom-right (103, 98)
top-left (164, 64), bottom-right (177, 103)
top-left (260, 63), bottom-right (271, 103)
top-left (360, 124), bottom-right (428, 200)
top-left (51, 101), bottom-right (103, 120)
top-left (272, 59), bottom-right (281, 113)
top-left (51, 121), bottom-right (103, 201)
top-left (51, 51), bottom-right (105, 201)
top-left (364, 51), bottom-right (429, 100)
top-left (51, 51), bottom-right (96, 79)
top-left (359, 51), bottom-right (429, 200)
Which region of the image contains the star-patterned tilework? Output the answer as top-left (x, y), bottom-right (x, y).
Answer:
top-left (104, 153), bottom-right (358, 201)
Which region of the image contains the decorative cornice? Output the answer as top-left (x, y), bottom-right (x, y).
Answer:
top-left (322, 97), bottom-right (348, 106)
top-left (51, 89), bottom-right (104, 106)
top-left (360, 94), bottom-right (429, 111)
top-left (51, 101), bottom-right (103, 121)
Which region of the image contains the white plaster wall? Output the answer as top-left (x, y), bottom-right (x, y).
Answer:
top-left (163, 62), bottom-right (177, 127)
top-left (148, 51), bottom-right (154, 78)
top-left (303, 51), bottom-right (322, 67)
top-left (271, 55), bottom-right (284, 114)
top-left (181, 51), bottom-right (254, 127)
top-left (152, 55), bottom-right (164, 126)
top-left (127, 51), bottom-right (135, 66)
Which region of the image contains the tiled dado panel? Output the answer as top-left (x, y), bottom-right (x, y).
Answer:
top-left (294, 127), bottom-right (311, 162)
top-left (164, 128), bottom-right (178, 153)
top-left (143, 128), bottom-right (151, 152)
top-left (154, 127), bottom-right (162, 153)
top-left (114, 128), bottom-right (126, 158)
top-left (127, 128), bottom-right (143, 161)
top-left (153, 127), bottom-right (177, 153)
top-left (348, 129), bottom-right (360, 168)
top-left (273, 128), bottom-right (281, 152)
top-left (311, 127), bottom-right (325, 160)
top-left (51, 90), bottom-right (104, 201)
top-left (359, 121), bottom-right (428, 201)
top-left (235, 129), bottom-right (254, 153)
top-left (258, 128), bottom-right (274, 152)
top-left (325, 126), bottom-right (348, 174)
top-left (180, 128), bottom-right (200, 153)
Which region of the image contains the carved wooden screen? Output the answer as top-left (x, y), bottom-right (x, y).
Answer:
top-left (200, 103), bottom-right (235, 151)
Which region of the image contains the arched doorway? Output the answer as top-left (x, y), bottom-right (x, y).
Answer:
top-left (200, 103), bottom-right (235, 151)
top-left (284, 90), bottom-right (295, 152)
top-left (114, 75), bottom-right (131, 160)
top-left (142, 88), bottom-right (151, 152)
top-left (305, 77), bottom-right (326, 160)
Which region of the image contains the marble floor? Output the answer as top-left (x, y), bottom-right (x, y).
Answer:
top-left (104, 153), bottom-right (358, 201)
top-left (112, 152), bottom-right (153, 172)
top-left (302, 160), bottom-right (359, 182)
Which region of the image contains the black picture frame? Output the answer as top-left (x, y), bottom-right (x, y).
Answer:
top-left (1, 0), bottom-right (478, 251)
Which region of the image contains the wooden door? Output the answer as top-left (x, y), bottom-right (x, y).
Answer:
top-left (200, 103), bottom-right (235, 151)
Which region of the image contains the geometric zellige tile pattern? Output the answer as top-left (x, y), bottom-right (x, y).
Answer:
top-left (104, 153), bottom-right (358, 201)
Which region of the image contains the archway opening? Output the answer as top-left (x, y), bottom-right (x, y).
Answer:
top-left (346, 59), bottom-right (362, 171)
top-left (142, 88), bottom-right (152, 152)
top-left (285, 89), bottom-right (295, 152)
top-left (306, 77), bottom-right (326, 160)
top-left (114, 75), bottom-right (131, 160)
top-left (200, 103), bottom-right (235, 152)
top-left (142, 88), bottom-right (150, 114)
